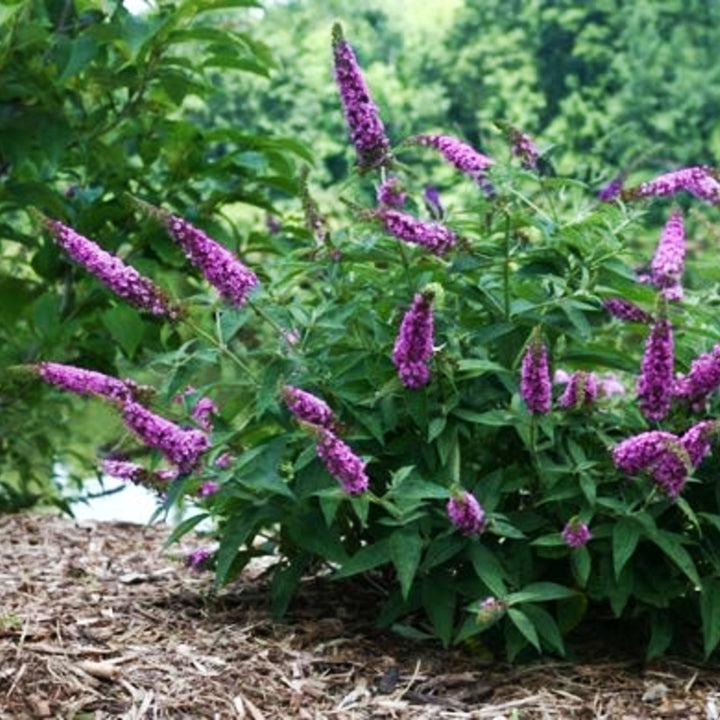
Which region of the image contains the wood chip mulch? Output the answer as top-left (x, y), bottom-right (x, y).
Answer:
top-left (2, 512), bottom-right (720, 719)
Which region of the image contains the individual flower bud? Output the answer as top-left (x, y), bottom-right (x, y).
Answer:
top-left (192, 397), bottom-right (218, 431)
top-left (214, 452), bottom-right (235, 469)
top-left (561, 519), bottom-right (592, 548)
top-left (198, 480), bottom-right (220, 497)
top-left (477, 597), bottom-right (506, 625)
top-left (446, 489), bottom-right (486, 536)
top-left (186, 547), bottom-right (215, 571)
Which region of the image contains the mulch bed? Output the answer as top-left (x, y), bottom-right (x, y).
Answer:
top-left (1, 512), bottom-right (719, 718)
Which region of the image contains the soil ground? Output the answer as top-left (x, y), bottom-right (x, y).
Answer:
top-left (1, 513), bottom-right (719, 719)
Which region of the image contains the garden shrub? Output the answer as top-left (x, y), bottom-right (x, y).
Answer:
top-left (20, 21), bottom-right (720, 661)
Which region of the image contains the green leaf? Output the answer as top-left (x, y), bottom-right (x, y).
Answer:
top-left (613, 517), bottom-right (641, 580)
top-left (421, 534), bottom-right (466, 571)
top-left (388, 529), bottom-right (424, 600)
top-left (421, 576), bottom-right (456, 648)
top-left (651, 531), bottom-right (700, 587)
top-left (214, 511), bottom-right (259, 586)
top-left (700, 578), bottom-right (720, 658)
top-left (507, 582), bottom-right (578, 606)
top-left (102, 305), bottom-right (146, 359)
top-left (335, 539), bottom-right (390, 579)
top-left (468, 544), bottom-right (507, 597)
top-left (60, 35), bottom-right (98, 80)
top-left (163, 512), bottom-right (209, 547)
top-left (521, 603), bottom-right (565, 656)
top-left (270, 554), bottom-right (311, 619)
top-left (455, 359), bottom-right (509, 377)
top-left (571, 546), bottom-right (591, 588)
top-left (507, 607), bottom-right (540, 653)
top-left (428, 416), bottom-right (446, 442)
top-left (646, 613), bottom-right (673, 660)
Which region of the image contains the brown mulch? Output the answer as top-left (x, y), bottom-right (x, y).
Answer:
top-left (1, 513), bottom-right (719, 719)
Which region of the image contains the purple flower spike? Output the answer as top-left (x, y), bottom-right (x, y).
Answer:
top-left (603, 298), bottom-right (653, 324)
top-left (284, 385), bottom-right (336, 429)
top-left (561, 519), bottom-right (592, 548)
top-left (521, 337), bottom-right (552, 414)
top-left (447, 490), bottom-right (486, 535)
top-left (316, 429), bottom-right (369, 495)
top-left (412, 134), bottom-right (494, 195)
top-left (165, 215), bottom-right (258, 307)
top-left (46, 219), bottom-right (178, 319)
top-left (630, 166), bottom-right (720, 204)
top-left (122, 401), bottom-right (210, 473)
top-left (651, 210), bottom-right (686, 296)
top-left (637, 318), bottom-right (674, 422)
top-left (672, 344), bottom-right (720, 411)
top-left (332, 23), bottom-right (391, 170)
top-left (376, 208), bottom-right (458, 256)
top-left (392, 292), bottom-right (434, 389)
top-left (680, 421), bottom-right (718, 467)
top-left (36, 362), bottom-right (133, 402)
top-left (598, 175), bottom-right (624, 202)
top-left (510, 129), bottom-right (539, 170)
top-left (558, 371), bottom-right (598, 410)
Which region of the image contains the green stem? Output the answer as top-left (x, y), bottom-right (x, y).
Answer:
top-left (182, 317), bottom-right (260, 385)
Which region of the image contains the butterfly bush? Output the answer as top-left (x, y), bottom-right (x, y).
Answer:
top-left (28, 22), bottom-right (720, 661)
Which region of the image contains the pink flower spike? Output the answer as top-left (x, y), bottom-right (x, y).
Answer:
top-left (651, 210), bottom-right (686, 295)
top-left (165, 214), bottom-right (258, 307)
top-left (561, 519), bottom-right (592, 548)
top-left (630, 166), bottom-right (720, 204)
top-left (376, 208), bottom-right (458, 256)
top-left (46, 218), bottom-right (179, 319)
top-left (520, 336), bottom-right (552, 414)
top-left (637, 318), bottom-right (674, 422)
top-left (284, 385), bottom-right (336, 429)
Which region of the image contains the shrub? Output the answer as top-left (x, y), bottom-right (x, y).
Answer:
top-left (21, 22), bottom-right (720, 661)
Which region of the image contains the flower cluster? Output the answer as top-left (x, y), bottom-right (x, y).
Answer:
top-left (521, 337), bottom-right (552, 414)
top-left (598, 175), bottom-right (625, 202)
top-left (612, 423), bottom-right (716, 497)
top-left (558, 371), bottom-right (598, 410)
top-left (446, 490), bottom-right (486, 535)
top-left (165, 215), bottom-right (258, 307)
top-left (186, 547), bottom-right (215, 571)
top-left (284, 385), bottom-right (336, 429)
top-left (47, 218), bottom-right (178, 319)
top-left (651, 210), bottom-right (685, 300)
top-left (412, 133), bottom-right (494, 195)
top-left (392, 292), bottom-right (434, 389)
top-left (603, 298), bottom-right (653, 324)
top-left (637, 318), bottom-right (674, 421)
top-left (36, 362), bottom-right (133, 402)
top-left (561, 519), bottom-right (592, 548)
top-left (377, 177), bottom-right (406, 207)
top-left (122, 401), bottom-right (210, 473)
top-left (316, 429), bottom-right (369, 495)
top-left (191, 397), bottom-right (218, 431)
top-left (332, 23), bottom-right (390, 170)
top-left (376, 208), bottom-right (458, 256)
top-left (629, 166), bottom-right (720, 204)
